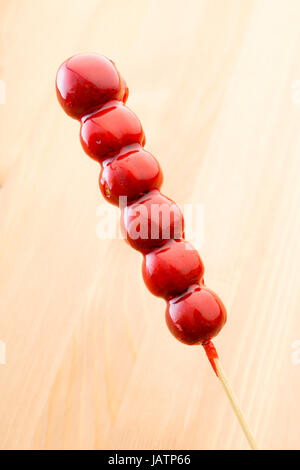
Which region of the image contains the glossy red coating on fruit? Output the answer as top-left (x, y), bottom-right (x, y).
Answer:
top-left (56, 54), bottom-right (128, 119)
top-left (166, 285), bottom-right (227, 345)
top-left (55, 53), bottom-right (227, 347)
top-left (99, 144), bottom-right (163, 205)
top-left (142, 239), bottom-right (204, 299)
top-left (121, 190), bottom-right (184, 253)
top-left (80, 101), bottom-right (145, 162)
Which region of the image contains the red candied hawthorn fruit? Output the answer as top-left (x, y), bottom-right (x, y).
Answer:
top-left (55, 53), bottom-right (228, 350)
top-left (100, 144), bottom-right (163, 205)
top-left (142, 239), bottom-right (204, 299)
top-left (56, 54), bottom-right (128, 119)
top-left (80, 100), bottom-right (145, 162)
top-left (166, 284), bottom-right (227, 345)
top-left (121, 189), bottom-right (184, 253)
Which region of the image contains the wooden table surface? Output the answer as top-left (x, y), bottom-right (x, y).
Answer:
top-left (1, 0), bottom-right (300, 450)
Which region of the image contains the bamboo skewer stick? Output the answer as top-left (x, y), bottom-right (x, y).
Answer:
top-left (203, 341), bottom-right (258, 450)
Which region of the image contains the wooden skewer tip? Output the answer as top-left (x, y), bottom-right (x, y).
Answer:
top-left (203, 341), bottom-right (258, 450)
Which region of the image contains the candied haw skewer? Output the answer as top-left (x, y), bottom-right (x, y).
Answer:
top-left (56, 53), bottom-right (258, 450)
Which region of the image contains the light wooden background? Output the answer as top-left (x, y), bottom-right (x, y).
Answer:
top-left (1, 0), bottom-right (300, 450)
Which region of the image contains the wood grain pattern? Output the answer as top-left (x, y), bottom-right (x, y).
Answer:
top-left (1, 0), bottom-right (300, 450)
